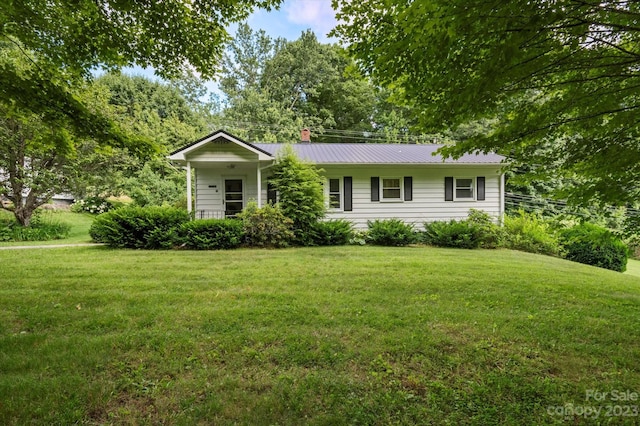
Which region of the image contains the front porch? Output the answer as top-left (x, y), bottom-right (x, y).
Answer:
top-left (167, 131), bottom-right (277, 218)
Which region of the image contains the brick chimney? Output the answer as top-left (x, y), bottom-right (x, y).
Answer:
top-left (301, 128), bottom-right (311, 143)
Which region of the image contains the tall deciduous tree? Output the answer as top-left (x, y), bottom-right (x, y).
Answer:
top-left (218, 28), bottom-right (384, 142)
top-left (333, 0), bottom-right (640, 203)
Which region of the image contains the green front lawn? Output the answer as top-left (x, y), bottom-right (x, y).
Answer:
top-left (626, 258), bottom-right (640, 278)
top-left (1, 246), bottom-right (639, 424)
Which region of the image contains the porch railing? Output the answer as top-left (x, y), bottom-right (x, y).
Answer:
top-left (194, 210), bottom-right (226, 219)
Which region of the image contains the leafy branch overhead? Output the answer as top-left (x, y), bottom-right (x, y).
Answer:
top-left (1, 0), bottom-right (281, 79)
top-left (333, 0), bottom-right (640, 203)
top-left (0, 0), bottom-right (282, 150)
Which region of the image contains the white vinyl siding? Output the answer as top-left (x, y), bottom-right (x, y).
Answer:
top-left (195, 168), bottom-right (259, 213)
top-left (323, 166), bottom-right (502, 229)
top-left (188, 141), bottom-right (259, 162)
top-left (193, 165), bottom-right (502, 230)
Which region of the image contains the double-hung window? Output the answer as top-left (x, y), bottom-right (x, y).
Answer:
top-left (328, 178), bottom-right (341, 209)
top-left (381, 177), bottom-right (402, 201)
top-left (454, 178), bottom-right (474, 200)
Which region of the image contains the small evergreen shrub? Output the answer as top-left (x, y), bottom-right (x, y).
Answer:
top-left (237, 202), bottom-right (294, 248)
top-left (367, 219), bottom-right (416, 246)
top-left (90, 206), bottom-right (189, 249)
top-left (424, 210), bottom-right (501, 249)
top-left (560, 223), bottom-right (628, 272)
top-left (311, 219), bottom-right (354, 246)
top-left (424, 219), bottom-right (482, 249)
top-left (502, 210), bottom-right (562, 256)
top-left (179, 219), bottom-right (244, 250)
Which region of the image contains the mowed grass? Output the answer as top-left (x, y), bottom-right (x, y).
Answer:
top-left (626, 258), bottom-right (640, 278)
top-left (1, 246), bottom-right (640, 425)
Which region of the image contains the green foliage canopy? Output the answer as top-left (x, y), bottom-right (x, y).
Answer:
top-left (2, 0), bottom-right (280, 79)
top-left (333, 0), bottom-right (640, 203)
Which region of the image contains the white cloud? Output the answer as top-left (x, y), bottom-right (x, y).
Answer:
top-left (284, 0), bottom-right (338, 41)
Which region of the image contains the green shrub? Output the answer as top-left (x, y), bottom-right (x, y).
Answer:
top-left (367, 219), bottom-right (416, 246)
top-left (502, 210), bottom-right (562, 256)
top-left (349, 230), bottom-right (368, 246)
top-left (311, 219), bottom-right (354, 246)
top-left (179, 219), bottom-right (244, 250)
top-left (269, 145), bottom-right (325, 245)
top-left (424, 210), bottom-right (502, 249)
top-left (89, 206), bottom-right (189, 249)
top-left (466, 209), bottom-right (503, 249)
top-left (560, 223), bottom-right (628, 272)
top-left (424, 219), bottom-right (482, 249)
top-left (237, 202), bottom-right (294, 248)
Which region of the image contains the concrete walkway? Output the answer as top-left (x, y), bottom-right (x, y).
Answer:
top-left (0, 243), bottom-right (105, 250)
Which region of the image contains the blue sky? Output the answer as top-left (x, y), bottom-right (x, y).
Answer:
top-left (244, 0), bottom-right (338, 43)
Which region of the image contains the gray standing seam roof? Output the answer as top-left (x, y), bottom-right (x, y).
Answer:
top-left (251, 143), bottom-right (504, 164)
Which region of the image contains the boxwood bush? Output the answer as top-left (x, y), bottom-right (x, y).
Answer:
top-left (90, 206), bottom-right (189, 249)
top-left (367, 219), bottom-right (417, 246)
top-left (560, 223), bottom-right (628, 272)
top-left (179, 219), bottom-right (244, 250)
top-left (311, 219), bottom-right (354, 246)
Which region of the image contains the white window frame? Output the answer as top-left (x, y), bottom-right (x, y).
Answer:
top-left (381, 177), bottom-right (403, 202)
top-left (454, 177), bottom-right (475, 201)
top-left (327, 177), bottom-right (342, 210)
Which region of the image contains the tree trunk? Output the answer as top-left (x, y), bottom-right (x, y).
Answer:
top-left (13, 204), bottom-right (34, 227)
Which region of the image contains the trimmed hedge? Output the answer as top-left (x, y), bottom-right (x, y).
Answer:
top-left (179, 219), bottom-right (244, 250)
top-left (560, 223), bottom-right (628, 272)
top-left (367, 219), bottom-right (417, 246)
top-left (90, 206), bottom-right (189, 249)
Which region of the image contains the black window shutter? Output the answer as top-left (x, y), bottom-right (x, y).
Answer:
top-left (404, 176), bottom-right (413, 201)
top-left (344, 177), bottom-right (353, 211)
top-left (371, 177), bottom-right (380, 201)
top-left (445, 177), bottom-right (453, 201)
top-left (477, 176), bottom-right (485, 201)
top-left (267, 182), bottom-right (277, 205)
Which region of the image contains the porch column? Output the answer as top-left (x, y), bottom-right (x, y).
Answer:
top-left (499, 173), bottom-right (505, 223)
top-left (186, 161), bottom-right (192, 214)
top-left (256, 164), bottom-right (262, 207)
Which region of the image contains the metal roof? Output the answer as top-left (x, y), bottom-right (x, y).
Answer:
top-left (251, 143), bottom-right (504, 165)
